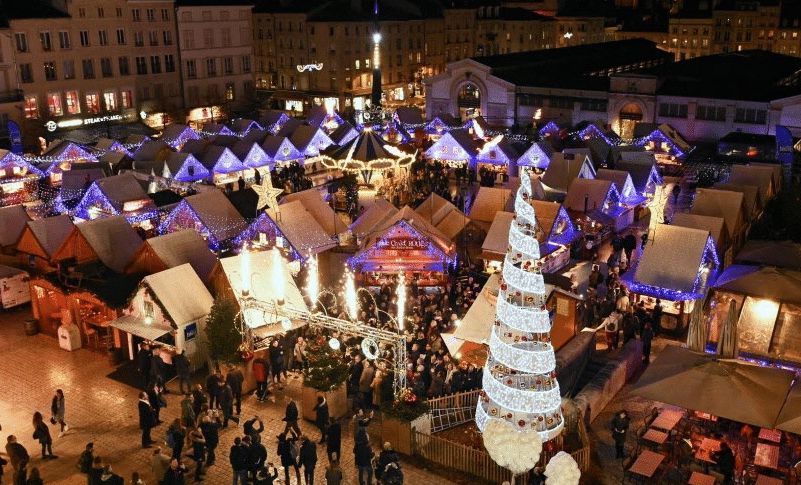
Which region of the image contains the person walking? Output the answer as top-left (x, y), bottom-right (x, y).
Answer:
top-left (6, 435), bottom-right (30, 485)
top-left (225, 368), bottom-right (244, 416)
top-left (229, 438), bottom-right (249, 485)
top-left (353, 430), bottom-right (374, 485)
top-left (31, 412), bottom-right (56, 460)
top-left (611, 410), bottom-right (630, 459)
top-left (299, 436), bottom-right (318, 485)
top-left (314, 397), bottom-right (329, 444)
top-left (277, 431), bottom-right (301, 485)
top-left (191, 385), bottom-right (207, 417)
top-left (642, 321), bottom-right (654, 362)
top-left (712, 442), bottom-right (735, 484)
top-left (326, 417), bottom-right (341, 463)
top-left (604, 312), bottom-right (620, 351)
top-left (139, 392), bottom-right (157, 448)
top-left (199, 415), bottom-right (221, 467)
top-left (174, 351), bottom-right (192, 395)
top-left (252, 358), bottom-right (270, 402)
top-left (77, 443), bottom-right (94, 485)
top-left (166, 419), bottom-right (186, 460)
top-left (218, 380), bottom-right (239, 428)
top-left (162, 459), bottom-right (187, 485)
top-left (325, 459), bottom-right (343, 485)
top-left (150, 448), bottom-right (171, 485)
top-left (50, 389), bottom-right (67, 437)
top-left (188, 426), bottom-right (206, 482)
top-left (282, 397), bottom-right (301, 436)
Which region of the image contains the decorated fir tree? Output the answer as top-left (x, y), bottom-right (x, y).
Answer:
top-left (476, 169), bottom-right (564, 442)
top-left (303, 334), bottom-right (349, 392)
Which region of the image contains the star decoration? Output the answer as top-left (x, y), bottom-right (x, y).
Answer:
top-left (253, 176), bottom-right (283, 211)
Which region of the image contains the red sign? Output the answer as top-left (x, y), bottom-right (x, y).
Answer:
top-left (386, 238), bottom-right (428, 250)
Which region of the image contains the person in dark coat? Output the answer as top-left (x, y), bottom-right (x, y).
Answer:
top-left (199, 415), bottom-right (221, 467)
top-left (268, 340), bottom-right (284, 388)
top-left (174, 351), bottom-right (192, 395)
top-left (353, 430), bottom-right (374, 485)
top-left (313, 397), bottom-right (329, 444)
top-left (88, 457), bottom-right (104, 485)
top-left (282, 397), bottom-right (301, 436)
top-left (147, 383), bottom-right (165, 425)
top-left (652, 299), bottom-right (663, 337)
top-left (205, 371), bottom-right (221, 410)
top-left (191, 385), bottom-right (207, 417)
top-left (348, 355), bottom-right (364, 397)
top-left (611, 410), bottom-right (630, 459)
top-left (230, 438), bottom-right (249, 485)
top-left (225, 368), bottom-right (245, 415)
top-left (161, 459), bottom-right (187, 485)
top-left (5, 435), bottom-right (29, 485)
top-left (712, 442), bottom-right (735, 484)
top-left (243, 416), bottom-right (264, 444)
top-left (138, 392), bottom-right (157, 448)
top-left (326, 417), bottom-right (341, 463)
top-left (77, 442), bottom-right (94, 485)
top-left (218, 381), bottom-right (239, 428)
top-left (31, 412), bottom-right (55, 459)
top-left (642, 321), bottom-right (654, 362)
top-left (137, 344), bottom-right (152, 389)
top-left (376, 443), bottom-right (402, 485)
top-left (277, 431), bottom-right (301, 485)
top-left (150, 348), bottom-right (165, 388)
top-left (299, 436), bottom-right (318, 485)
top-left (247, 436), bottom-right (267, 481)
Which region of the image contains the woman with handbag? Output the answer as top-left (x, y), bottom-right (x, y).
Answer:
top-left (50, 389), bottom-right (68, 438)
top-left (32, 412), bottom-right (56, 460)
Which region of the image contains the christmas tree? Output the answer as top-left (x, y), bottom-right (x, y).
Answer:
top-left (476, 170), bottom-right (564, 442)
top-left (303, 333), bottom-right (349, 392)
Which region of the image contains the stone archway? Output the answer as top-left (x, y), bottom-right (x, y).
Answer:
top-left (618, 103), bottom-right (643, 139)
top-left (448, 74), bottom-right (488, 122)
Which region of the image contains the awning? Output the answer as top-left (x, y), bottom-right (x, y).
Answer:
top-left (109, 314), bottom-right (173, 342)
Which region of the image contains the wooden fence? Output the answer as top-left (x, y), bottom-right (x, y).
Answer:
top-left (426, 390), bottom-right (481, 433)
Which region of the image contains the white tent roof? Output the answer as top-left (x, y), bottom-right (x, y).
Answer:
top-left (75, 215), bottom-right (143, 272)
top-left (670, 213), bottom-right (727, 250)
top-left (435, 209), bottom-right (470, 240)
top-left (415, 193), bottom-right (454, 226)
top-left (283, 188), bottom-right (347, 237)
top-left (541, 152), bottom-right (595, 192)
top-left (184, 191), bottom-right (248, 243)
top-left (109, 314), bottom-right (172, 341)
top-left (634, 224), bottom-right (711, 294)
top-left (0, 205), bottom-right (30, 247)
top-left (266, 200), bottom-right (337, 255)
top-left (26, 215), bottom-right (74, 257)
top-left (349, 199), bottom-right (399, 240)
top-left (691, 188), bottom-right (746, 239)
top-left (481, 211), bottom-right (514, 258)
top-left (454, 273), bottom-right (500, 345)
top-left (142, 264), bottom-right (213, 325)
top-left (140, 229), bottom-right (218, 281)
top-left (470, 187), bottom-right (512, 223)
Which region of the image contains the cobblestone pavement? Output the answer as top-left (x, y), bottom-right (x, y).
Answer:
top-left (0, 307), bottom-right (461, 485)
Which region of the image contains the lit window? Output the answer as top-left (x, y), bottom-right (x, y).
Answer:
top-left (65, 91), bottom-right (80, 114)
top-left (121, 90), bottom-right (132, 109)
top-left (24, 95), bottom-right (38, 119)
top-left (47, 92), bottom-right (63, 116)
top-left (85, 92), bottom-right (100, 114)
top-left (104, 91), bottom-right (118, 111)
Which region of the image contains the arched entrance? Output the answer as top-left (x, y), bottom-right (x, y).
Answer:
top-left (457, 83), bottom-right (481, 120)
top-left (618, 103), bottom-right (643, 139)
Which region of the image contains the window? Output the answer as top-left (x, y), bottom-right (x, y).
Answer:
top-left (203, 29), bottom-right (213, 48)
top-left (121, 90), bottom-right (132, 109)
top-left (135, 56), bottom-right (147, 75)
top-left (161, 9), bottom-right (169, 21)
top-left (14, 33), bottom-right (27, 52)
top-left (202, 11), bottom-right (212, 21)
top-left (104, 91), bottom-right (117, 111)
top-left (658, 102), bottom-right (688, 118)
top-left (82, 59), bottom-right (95, 79)
top-left (44, 61), bottom-right (56, 81)
top-left (116, 7), bottom-right (123, 17)
top-left (163, 31), bottom-right (172, 45)
top-left (186, 60), bottom-right (196, 78)
top-left (735, 108), bottom-right (767, 124)
top-left (118, 57), bottom-right (130, 76)
top-left (355, 59), bottom-right (360, 70)
top-left (226, 82), bottom-right (234, 101)
top-left (696, 105), bottom-right (726, 121)
top-left (117, 29), bottom-right (126, 45)
top-left (549, 96), bottom-right (574, 109)
top-left (146, 8), bottom-right (155, 21)
top-left (58, 31), bottom-right (70, 49)
top-left (580, 98), bottom-right (607, 112)
top-left (78, 7), bottom-right (85, 17)
top-left (63, 60), bottom-right (75, 79)
top-left (396, 55), bottom-right (402, 66)
top-left (47, 92), bottom-right (63, 116)
top-left (20, 63), bottom-right (32, 83)
top-left (165, 54), bottom-right (175, 73)
top-left (132, 9), bottom-right (141, 22)
top-left (241, 56), bottom-right (251, 73)
top-left (223, 57), bottom-right (233, 74)
top-left (85, 92), bottom-right (100, 114)
top-left (206, 58), bottom-right (216, 76)
top-left (39, 32), bottom-right (51, 51)
top-left (150, 56), bottom-right (161, 73)
top-left (80, 30), bottom-right (90, 47)
top-left (65, 91), bottom-right (79, 114)
top-left (181, 12), bottom-right (191, 21)
top-left (221, 28), bottom-right (231, 47)
top-left (134, 31), bottom-right (144, 47)
top-left (149, 31), bottom-right (158, 46)
top-left (183, 30), bottom-right (194, 49)
top-left (24, 95), bottom-right (38, 119)
top-left (99, 30), bottom-right (108, 46)
top-left (101, 57), bottom-right (113, 77)
top-left (97, 7), bottom-right (104, 18)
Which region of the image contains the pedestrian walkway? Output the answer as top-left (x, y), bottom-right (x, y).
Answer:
top-left (0, 308), bottom-right (459, 485)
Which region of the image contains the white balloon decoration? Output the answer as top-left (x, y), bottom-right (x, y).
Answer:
top-left (482, 418), bottom-right (543, 476)
top-left (544, 451), bottom-right (581, 485)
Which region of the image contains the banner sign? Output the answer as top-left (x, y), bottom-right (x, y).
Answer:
top-left (386, 237), bottom-right (428, 250)
top-left (7, 120), bottom-right (22, 155)
top-left (776, 125), bottom-right (794, 192)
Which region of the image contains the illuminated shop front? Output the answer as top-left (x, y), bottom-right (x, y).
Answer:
top-left (187, 106), bottom-right (224, 131)
top-left (0, 151), bottom-right (44, 205)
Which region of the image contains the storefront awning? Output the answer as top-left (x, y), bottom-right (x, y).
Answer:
top-left (109, 314), bottom-right (173, 342)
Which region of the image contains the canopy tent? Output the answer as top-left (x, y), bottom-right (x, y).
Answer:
top-left (713, 265), bottom-right (801, 303)
top-left (0, 205), bottom-right (30, 249)
top-left (230, 119), bottom-right (264, 137)
top-left (469, 186), bottom-right (513, 225)
top-left (423, 130), bottom-right (480, 165)
top-left (259, 110), bottom-right (290, 135)
top-left (713, 183), bottom-right (762, 221)
top-left (158, 190), bottom-right (248, 249)
top-left (320, 130), bottom-right (412, 171)
top-left (125, 229), bottom-right (218, 282)
top-left (623, 224), bottom-right (719, 301)
top-left (132, 140), bottom-right (174, 162)
top-left (595, 169), bottom-right (646, 206)
top-left (349, 199), bottom-right (399, 241)
top-left (262, 136), bottom-right (304, 165)
top-left (289, 125), bottom-right (334, 157)
top-left (517, 141), bottom-right (555, 170)
top-left (52, 215), bottom-right (143, 273)
top-left (161, 124), bottom-right (200, 150)
top-left (670, 213), bottom-right (729, 253)
top-left (164, 152), bottom-right (210, 182)
top-left (631, 345), bottom-right (795, 429)
top-left (283, 187), bottom-right (348, 238)
top-left (540, 151), bottom-right (596, 193)
top-left (734, 240), bottom-right (801, 270)
top-left (691, 188), bottom-right (747, 242)
top-left (233, 200), bottom-right (336, 259)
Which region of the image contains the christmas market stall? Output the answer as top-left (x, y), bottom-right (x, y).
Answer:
top-left (329, 121), bottom-right (359, 147)
top-left (124, 229), bottom-right (218, 283)
top-left (233, 140), bottom-right (273, 174)
top-left (414, 192), bottom-right (472, 242)
top-left (727, 164), bottom-right (777, 203)
top-left (198, 146), bottom-right (251, 187)
top-left (350, 206), bottom-right (456, 287)
top-left (51, 215), bottom-right (143, 273)
top-left (41, 141), bottom-right (99, 185)
top-left (563, 178), bottom-right (632, 234)
top-left (56, 167), bottom-right (107, 210)
top-left (424, 113), bottom-right (461, 140)
top-left (275, 118), bottom-right (304, 138)
top-left (621, 224), bottom-right (719, 333)
top-left (158, 190), bottom-right (248, 251)
top-left (516, 141), bottom-right (555, 173)
top-left (713, 182), bottom-right (762, 222)
top-left (670, 213), bottom-right (731, 267)
top-left (230, 119), bottom-right (264, 137)
top-left (423, 130), bottom-right (479, 168)
top-left (0, 204), bottom-right (30, 254)
top-left (289, 125), bottom-right (334, 158)
top-left (468, 186), bottom-right (513, 231)
top-left (540, 151), bottom-right (596, 195)
top-left (691, 188), bottom-right (749, 251)
top-left (110, 263), bottom-right (213, 369)
top-left (349, 198), bottom-right (399, 243)
top-left (259, 110), bottom-right (290, 135)
top-left (595, 169), bottom-right (647, 207)
top-left (161, 124), bottom-right (201, 150)
top-left (163, 152), bottom-right (210, 182)
top-left (15, 215), bottom-right (75, 273)
top-left (380, 119), bottom-right (412, 144)
top-left (94, 138), bottom-right (132, 157)
top-left (538, 121), bottom-right (562, 138)
top-left (282, 187), bottom-right (348, 242)
top-left (262, 135), bottom-right (305, 167)
top-left (615, 152), bottom-right (662, 197)
top-left (734, 240), bottom-right (801, 270)
top-left (72, 173), bottom-right (154, 221)
top-left (633, 123), bottom-right (692, 172)
top-left (0, 150), bottom-right (43, 205)
top-left (201, 122), bottom-right (234, 136)
top-left (472, 135), bottom-right (518, 178)
top-left (132, 140), bottom-right (175, 163)
top-left (305, 106), bottom-right (344, 133)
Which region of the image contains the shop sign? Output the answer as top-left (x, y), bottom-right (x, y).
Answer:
top-left (386, 237), bottom-right (427, 250)
top-left (184, 322), bottom-right (197, 341)
top-left (47, 115), bottom-right (124, 132)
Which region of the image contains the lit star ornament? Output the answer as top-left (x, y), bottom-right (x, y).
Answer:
top-left (253, 176), bottom-right (283, 211)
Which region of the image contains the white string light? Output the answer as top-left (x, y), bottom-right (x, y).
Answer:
top-left (306, 254), bottom-right (319, 311)
top-left (397, 271), bottom-right (406, 329)
top-left (345, 270), bottom-right (358, 321)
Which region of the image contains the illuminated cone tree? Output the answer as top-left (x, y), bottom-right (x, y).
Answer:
top-left (476, 170), bottom-right (564, 442)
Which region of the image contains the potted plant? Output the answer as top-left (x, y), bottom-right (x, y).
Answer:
top-left (301, 334), bottom-right (349, 421)
top-left (380, 388), bottom-right (431, 455)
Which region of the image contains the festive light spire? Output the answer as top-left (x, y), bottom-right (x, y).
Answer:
top-left (476, 169), bottom-right (564, 442)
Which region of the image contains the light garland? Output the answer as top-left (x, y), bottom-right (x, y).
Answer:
top-left (307, 254), bottom-right (319, 309)
top-left (345, 270), bottom-right (358, 321)
top-left (396, 271), bottom-right (406, 328)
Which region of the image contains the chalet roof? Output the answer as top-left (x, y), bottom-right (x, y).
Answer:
top-left (141, 264), bottom-right (213, 325)
top-left (469, 187), bottom-right (512, 223)
top-left (23, 215), bottom-right (74, 258)
top-left (633, 224), bottom-right (712, 294)
top-left (0, 205), bottom-right (30, 247)
top-left (282, 188), bottom-right (347, 236)
top-left (135, 229), bottom-right (218, 281)
top-left (349, 199), bottom-right (399, 240)
top-left (691, 188), bottom-right (746, 239)
top-left (670, 213), bottom-right (728, 250)
top-left (74, 216), bottom-right (143, 272)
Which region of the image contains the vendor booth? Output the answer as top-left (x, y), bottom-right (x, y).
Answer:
top-left (670, 213), bottom-right (731, 269)
top-left (616, 152), bottom-right (662, 197)
top-left (132, 140), bottom-right (175, 163)
top-left (622, 224), bottom-right (719, 333)
top-left (0, 205), bottom-right (31, 254)
top-left (72, 173), bottom-right (154, 221)
top-left (42, 141), bottom-right (99, 185)
top-left (233, 140), bottom-right (273, 173)
top-left (161, 124), bottom-right (201, 150)
top-left (158, 190), bottom-right (248, 250)
top-left (468, 186), bottom-right (512, 230)
top-left (0, 150), bottom-right (43, 205)
top-left (380, 120), bottom-right (411, 144)
top-left (110, 263), bottom-right (213, 370)
top-left (290, 125), bottom-right (334, 157)
top-left (595, 169), bottom-right (647, 207)
top-left (95, 138), bottom-right (132, 157)
top-left (516, 141), bottom-right (555, 172)
top-left (262, 136), bottom-right (304, 166)
top-left (349, 206), bottom-right (456, 287)
top-left (260, 111), bottom-right (290, 135)
top-left (329, 122), bottom-right (359, 146)
top-left (472, 135), bottom-right (518, 179)
top-left (163, 152), bottom-right (210, 182)
top-left (563, 178), bottom-right (633, 233)
top-left (734, 240), bottom-right (801, 271)
top-left (283, 187), bottom-right (348, 241)
top-left (124, 229), bottom-right (218, 283)
top-left (51, 215), bottom-right (143, 273)
top-left (728, 164), bottom-right (777, 202)
top-left (349, 198), bottom-right (399, 243)
top-left (16, 214), bottom-right (75, 273)
top-left (691, 188), bottom-right (749, 252)
top-left (424, 114), bottom-right (460, 140)
top-left (713, 182), bottom-right (762, 222)
top-left (540, 152), bottom-right (596, 194)
top-left (199, 146), bottom-right (251, 186)
top-left (423, 130), bottom-right (479, 167)
top-left (633, 123), bottom-right (692, 172)
top-left (414, 193), bottom-right (471, 242)
top-left (231, 119), bottom-right (263, 138)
